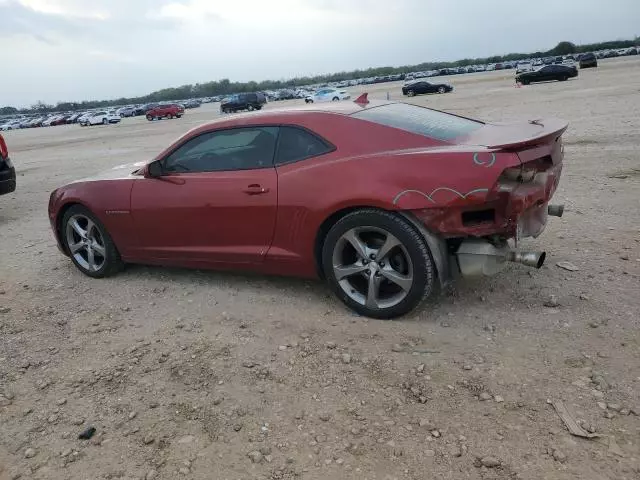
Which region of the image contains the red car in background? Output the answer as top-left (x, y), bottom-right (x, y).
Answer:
top-left (48, 95), bottom-right (567, 318)
top-left (1, 134), bottom-right (16, 196)
top-left (146, 104), bottom-right (184, 121)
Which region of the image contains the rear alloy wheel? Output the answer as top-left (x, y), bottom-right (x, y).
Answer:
top-left (167, 113), bottom-right (174, 119)
top-left (438, 86), bottom-right (446, 94)
top-left (322, 209), bottom-right (436, 319)
top-left (247, 104), bottom-right (255, 111)
top-left (406, 90), bottom-right (415, 97)
top-left (62, 205), bottom-right (123, 278)
top-left (146, 114), bottom-right (153, 121)
top-left (102, 118), bottom-right (108, 125)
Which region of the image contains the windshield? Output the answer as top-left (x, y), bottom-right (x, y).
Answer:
top-left (352, 103), bottom-right (483, 142)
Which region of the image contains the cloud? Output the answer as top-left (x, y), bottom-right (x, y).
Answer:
top-left (18, 0), bottom-right (110, 19)
top-left (0, 0), bottom-right (639, 106)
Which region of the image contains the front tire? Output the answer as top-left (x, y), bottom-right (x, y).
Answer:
top-left (102, 118), bottom-right (108, 125)
top-left (406, 90), bottom-right (415, 97)
top-left (437, 86), bottom-right (446, 94)
top-left (62, 205), bottom-right (123, 278)
top-left (146, 114), bottom-right (153, 121)
top-left (167, 113), bottom-right (174, 119)
top-left (321, 209), bottom-right (436, 319)
top-left (247, 104), bottom-right (254, 111)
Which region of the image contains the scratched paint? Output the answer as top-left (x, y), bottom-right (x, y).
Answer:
top-left (392, 187), bottom-right (489, 205)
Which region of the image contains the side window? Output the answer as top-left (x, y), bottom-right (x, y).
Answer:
top-left (164, 127), bottom-right (278, 173)
top-left (275, 126), bottom-right (333, 165)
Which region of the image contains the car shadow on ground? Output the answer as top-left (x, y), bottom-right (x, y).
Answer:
top-left (114, 262), bottom-right (517, 323)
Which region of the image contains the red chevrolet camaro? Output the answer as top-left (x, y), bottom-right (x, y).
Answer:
top-left (49, 95), bottom-right (567, 318)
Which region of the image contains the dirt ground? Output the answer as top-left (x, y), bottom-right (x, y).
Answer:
top-left (1, 56), bottom-right (639, 480)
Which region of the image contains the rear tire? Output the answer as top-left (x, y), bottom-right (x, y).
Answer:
top-left (102, 118), bottom-right (108, 125)
top-left (61, 205), bottom-right (124, 279)
top-left (321, 209), bottom-right (436, 319)
top-left (437, 86), bottom-right (446, 94)
top-left (146, 114), bottom-right (153, 121)
top-left (406, 90), bottom-right (415, 97)
top-left (167, 113), bottom-right (174, 119)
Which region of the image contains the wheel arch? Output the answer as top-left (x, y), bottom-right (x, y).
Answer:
top-left (313, 206), bottom-right (450, 286)
top-left (55, 201), bottom-right (89, 255)
top-left (313, 205), bottom-right (373, 279)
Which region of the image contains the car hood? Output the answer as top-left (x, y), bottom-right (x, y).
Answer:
top-left (72, 161), bottom-right (146, 183)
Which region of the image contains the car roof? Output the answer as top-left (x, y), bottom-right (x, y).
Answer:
top-left (216, 100), bottom-right (395, 124)
top-left (158, 99), bottom-right (396, 152)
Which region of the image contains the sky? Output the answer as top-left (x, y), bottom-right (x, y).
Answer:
top-left (0, 0), bottom-right (638, 107)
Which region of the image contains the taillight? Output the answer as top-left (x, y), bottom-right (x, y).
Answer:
top-left (500, 157), bottom-right (553, 184)
top-left (0, 135), bottom-right (7, 159)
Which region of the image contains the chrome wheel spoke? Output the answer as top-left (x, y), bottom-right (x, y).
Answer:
top-left (381, 267), bottom-right (413, 292)
top-left (69, 241), bottom-right (85, 254)
top-left (86, 247), bottom-right (96, 271)
top-left (343, 229), bottom-right (368, 260)
top-left (365, 274), bottom-right (382, 309)
top-left (70, 218), bottom-right (86, 238)
top-left (333, 225), bottom-right (414, 310)
top-left (92, 242), bottom-right (106, 257)
top-left (334, 262), bottom-right (367, 280)
top-left (85, 219), bottom-right (96, 238)
top-left (66, 214), bottom-right (107, 272)
top-left (375, 234), bottom-right (401, 262)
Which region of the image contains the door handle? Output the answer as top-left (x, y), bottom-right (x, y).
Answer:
top-left (243, 184), bottom-right (269, 195)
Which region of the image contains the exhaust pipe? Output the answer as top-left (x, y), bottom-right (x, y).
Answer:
top-left (548, 204), bottom-right (564, 217)
top-left (507, 251), bottom-right (546, 269)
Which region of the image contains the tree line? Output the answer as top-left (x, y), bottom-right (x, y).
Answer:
top-left (2, 38), bottom-right (638, 115)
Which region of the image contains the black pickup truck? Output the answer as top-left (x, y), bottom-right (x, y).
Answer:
top-left (0, 134), bottom-right (16, 196)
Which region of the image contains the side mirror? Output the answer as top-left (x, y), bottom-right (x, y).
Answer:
top-left (146, 161), bottom-right (163, 178)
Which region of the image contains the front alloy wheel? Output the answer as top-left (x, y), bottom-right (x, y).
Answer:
top-left (62, 206), bottom-right (123, 278)
top-left (322, 209), bottom-right (436, 319)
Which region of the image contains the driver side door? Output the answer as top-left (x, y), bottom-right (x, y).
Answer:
top-left (129, 126), bottom-right (279, 266)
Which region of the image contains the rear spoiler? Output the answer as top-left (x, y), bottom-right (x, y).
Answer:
top-left (462, 118), bottom-right (569, 150)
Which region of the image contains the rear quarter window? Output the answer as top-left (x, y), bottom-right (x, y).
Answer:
top-left (352, 103), bottom-right (483, 142)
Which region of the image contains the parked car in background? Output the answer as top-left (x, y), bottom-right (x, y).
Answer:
top-left (182, 99), bottom-right (202, 109)
top-left (0, 120), bottom-right (20, 131)
top-left (579, 53), bottom-right (598, 68)
top-left (305, 88), bottom-right (350, 103)
top-left (516, 64), bottom-right (578, 85)
top-left (66, 113), bottom-right (83, 124)
top-left (117, 106), bottom-right (137, 117)
top-left (146, 104), bottom-right (184, 121)
top-left (133, 104), bottom-right (159, 116)
top-left (0, 133), bottom-right (16, 196)
top-left (82, 111), bottom-right (121, 126)
top-left (402, 80), bottom-right (453, 96)
top-left (516, 62), bottom-right (533, 74)
top-left (220, 92), bottom-right (267, 113)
